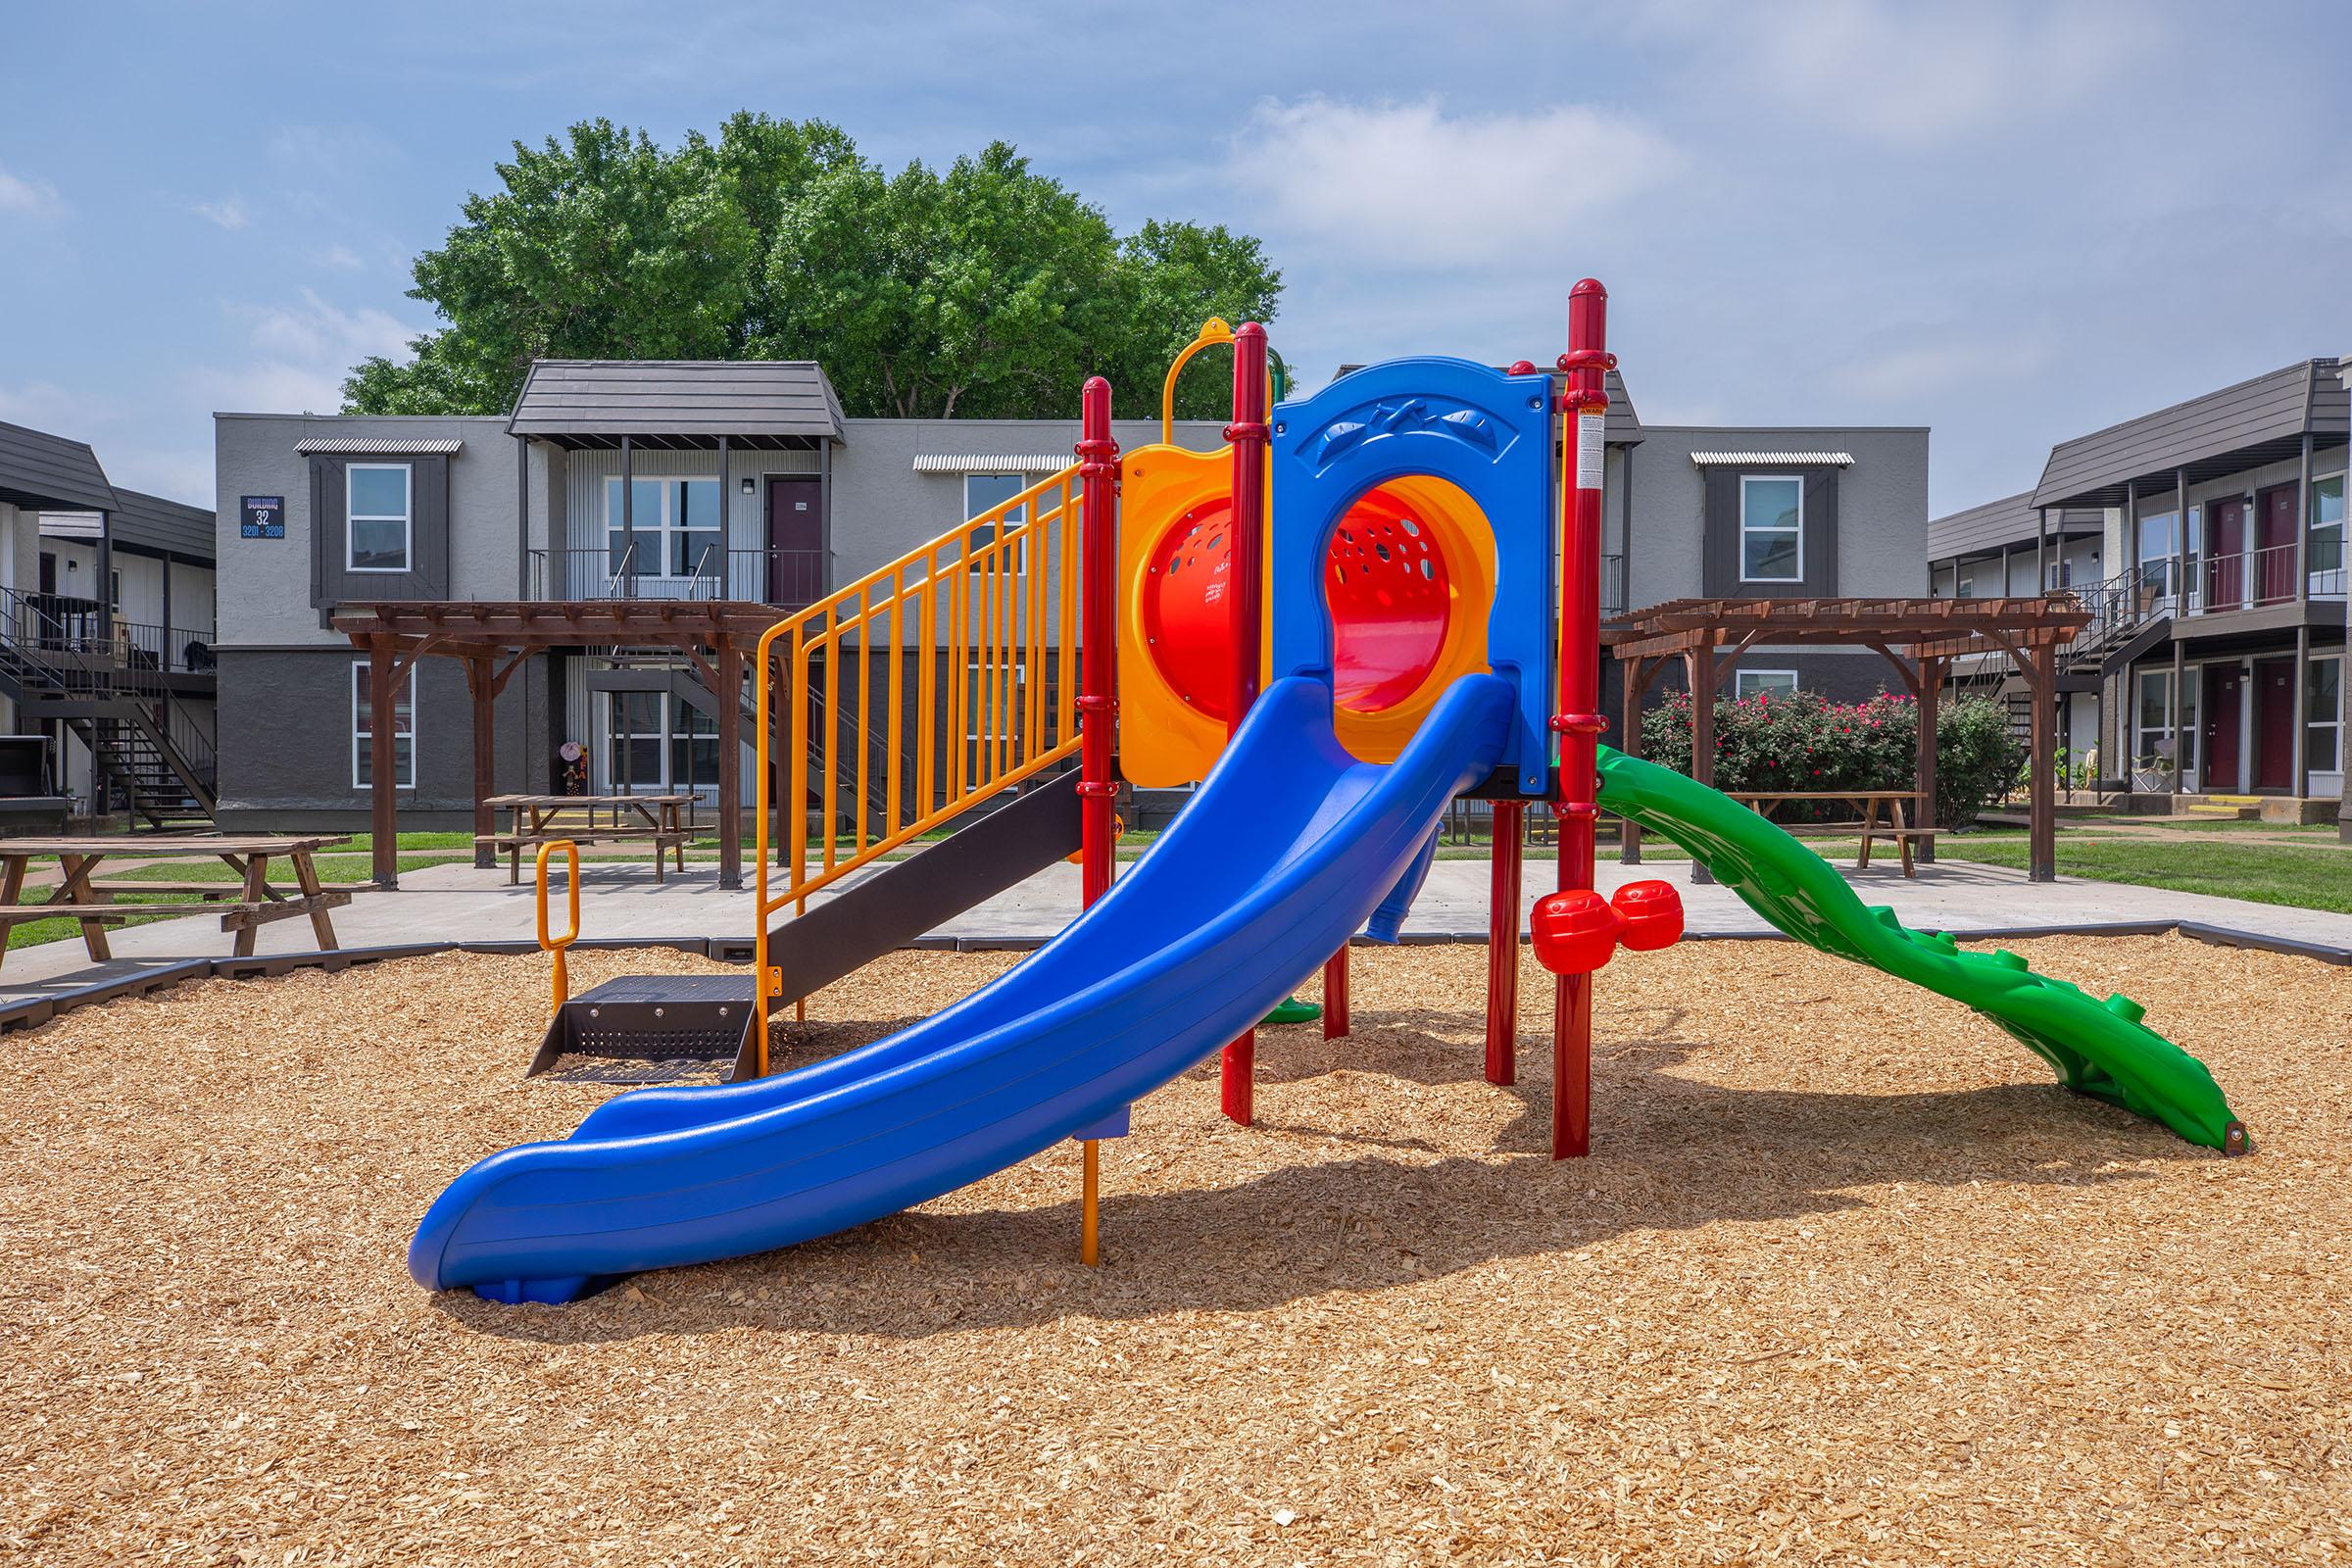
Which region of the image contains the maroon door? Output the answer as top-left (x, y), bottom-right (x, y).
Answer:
top-left (766, 476), bottom-right (823, 607)
top-left (2253, 657), bottom-right (2297, 791)
top-left (2201, 663), bottom-right (2243, 792)
top-left (2206, 496), bottom-right (2247, 609)
top-left (2256, 484), bottom-right (2297, 605)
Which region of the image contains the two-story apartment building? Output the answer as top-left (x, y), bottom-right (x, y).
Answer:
top-left (211, 359), bottom-right (1931, 831)
top-left (1930, 359), bottom-right (2347, 819)
top-left (0, 419), bottom-right (219, 824)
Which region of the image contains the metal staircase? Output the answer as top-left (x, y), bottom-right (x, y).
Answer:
top-left (0, 588), bottom-right (217, 829)
top-left (2059, 563), bottom-right (2175, 678)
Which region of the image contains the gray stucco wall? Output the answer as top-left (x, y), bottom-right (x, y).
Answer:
top-left (827, 417), bottom-right (1222, 586)
top-left (212, 414), bottom-right (515, 648)
top-left (214, 646), bottom-right (551, 831)
top-left (1620, 426), bottom-right (1931, 611)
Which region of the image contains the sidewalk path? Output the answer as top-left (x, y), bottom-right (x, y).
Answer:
top-left (2, 851), bottom-right (2346, 996)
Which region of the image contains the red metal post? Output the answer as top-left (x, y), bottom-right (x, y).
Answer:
top-left (1484, 799), bottom-right (1524, 1084)
top-left (1552, 280), bottom-right (1613, 1159)
top-left (1321, 948), bottom-right (1349, 1038)
top-left (1220, 322), bottom-right (1270, 1126)
top-left (1075, 377), bottom-right (1120, 910)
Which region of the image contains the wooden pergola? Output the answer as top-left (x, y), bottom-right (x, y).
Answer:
top-left (333, 603), bottom-right (786, 891)
top-left (1601, 596), bottom-right (2090, 882)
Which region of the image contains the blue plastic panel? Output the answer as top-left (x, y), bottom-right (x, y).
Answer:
top-left (1267, 357), bottom-right (1555, 794)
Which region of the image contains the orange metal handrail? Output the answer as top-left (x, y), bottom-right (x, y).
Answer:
top-left (752, 465), bottom-right (1088, 1056)
top-left (534, 838), bottom-right (580, 1015)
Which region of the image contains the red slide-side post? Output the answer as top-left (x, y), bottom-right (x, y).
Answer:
top-left (1553, 280), bottom-right (1613, 1159)
top-left (1075, 376), bottom-right (1119, 910)
top-left (1220, 323), bottom-right (1270, 1126)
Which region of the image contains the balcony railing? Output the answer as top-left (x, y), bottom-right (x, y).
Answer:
top-left (1601, 553), bottom-right (1627, 617)
top-left (2180, 540), bottom-right (2348, 614)
top-left (528, 546), bottom-right (826, 608)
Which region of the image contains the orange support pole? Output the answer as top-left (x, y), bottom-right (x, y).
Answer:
top-left (1552, 279), bottom-right (1614, 1160)
top-left (1485, 799), bottom-right (1524, 1085)
top-left (534, 838), bottom-right (580, 1017)
top-left (1219, 322), bottom-right (1270, 1127)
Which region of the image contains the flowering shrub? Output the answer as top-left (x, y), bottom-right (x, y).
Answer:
top-left (1636, 687), bottom-right (2023, 829)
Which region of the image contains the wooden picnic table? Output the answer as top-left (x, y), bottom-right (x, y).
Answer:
top-left (1721, 790), bottom-right (1943, 876)
top-left (480, 793), bottom-right (700, 884)
top-left (0, 834), bottom-right (353, 968)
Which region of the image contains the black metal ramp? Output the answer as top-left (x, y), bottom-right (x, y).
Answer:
top-left (763, 771), bottom-right (1084, 1010)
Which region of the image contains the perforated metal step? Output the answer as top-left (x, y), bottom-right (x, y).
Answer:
top-left (526, 972), bottom-right (760, 1082)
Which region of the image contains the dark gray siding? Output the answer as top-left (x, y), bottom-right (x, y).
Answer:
top-left (2032, 360), bottom-right (2343, 507)
top-left (1701, 466), bottom-right (1839, 597)
top-left (214, 647), bottom-right (552, 830)
top-left (109, 487), bottom-right (215, 563)
top-left (509, 360), bottom-right (845, 443)
top-left (308, 454), bottom-right (451, 606)
top-left (0, 419), bottom-right (116, 512)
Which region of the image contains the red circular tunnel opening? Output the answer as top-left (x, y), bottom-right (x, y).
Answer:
top-left (1139, 484), bottom-right (1453, 723)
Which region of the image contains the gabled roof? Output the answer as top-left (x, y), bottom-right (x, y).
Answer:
top-left (1929, 492), bottom-right (2105, 560)
top-left (2031, 358), bottom-right (2348, 509)
top-left (108, 487), bottom-right (215, 564)
top-left (0, 419), bottom-right (117, 513)
top-left (508, 360), bottom-right (846, 450)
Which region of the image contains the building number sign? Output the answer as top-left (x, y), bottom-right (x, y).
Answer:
top-left (241, 495), bottom-right (285, 540)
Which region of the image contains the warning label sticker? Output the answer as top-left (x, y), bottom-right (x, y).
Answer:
top-left (1575, 413), bottom-right (1606, 491)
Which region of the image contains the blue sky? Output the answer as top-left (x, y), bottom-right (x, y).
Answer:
top-left (2, 1), bottom-right (2345, 514)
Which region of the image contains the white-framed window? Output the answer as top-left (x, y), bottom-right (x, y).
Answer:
top-left (962, 472), bottom-right (1031, 561)
top-left (1734, 668), bottom-right (1799, 700)
top-left (2309, 655), bottom-right (2343, 776)
top-left (108, 569), bottom-right (121, 613)
top-left (604, 476), bottom-right (721, 578)
top-left (2311, 473), bottom-right (2345, 598)
top-left (352, 660), bottom-right (416, 790)
top-left (1739, 475), bottom-right (1802, 582)
top-left (605, 691), bottom-right (718, 799)
top-left (346, 463), bottom-right (414, 573)
top-left (2132, 666), bottom-right (2198, 783)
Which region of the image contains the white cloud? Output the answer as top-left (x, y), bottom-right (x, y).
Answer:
top-left (1227, 96), bottom-right (1683, 269)
top-left (1828, 333), bottom-right (2056, 403)
top-left (0, 380), bottom-right (114, 431)
top-left (1636, 0), bottom-right (2162, 146)
top-left (187, 288), bottom-right (421, 415)
top-left (191, 197), bottom-right (249, 231)
top-left (0, 165), bottom-right (66, 220)
top-left (314, 243), bottom-right (365, 270)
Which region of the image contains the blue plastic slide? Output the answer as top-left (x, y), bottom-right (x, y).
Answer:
top-left (410, 673), bottom-right (1515, 1302)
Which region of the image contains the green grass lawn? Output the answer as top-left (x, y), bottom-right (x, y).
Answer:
top-left (1935, 834), bottom-right (2352, 914)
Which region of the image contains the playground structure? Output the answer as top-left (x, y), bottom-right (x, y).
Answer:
top-left (409, 283), bottom-right (2248, 1306)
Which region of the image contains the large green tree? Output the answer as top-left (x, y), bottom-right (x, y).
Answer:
top-left (345, 116), bottom-right (1281, 421)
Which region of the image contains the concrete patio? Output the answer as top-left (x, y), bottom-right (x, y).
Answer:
top-left (2, 853), bottom-right (2347, 997)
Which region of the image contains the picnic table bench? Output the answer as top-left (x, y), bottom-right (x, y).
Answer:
top-left (1721, 790), bottom-right (1944, 877)
top-left (0, 834), bottom-right (353, 967)
top-left (480, 794), bottom-right (700, 884)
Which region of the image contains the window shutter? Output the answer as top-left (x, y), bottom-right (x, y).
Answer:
top-left (1802, 468), bottom-right (1839, 596)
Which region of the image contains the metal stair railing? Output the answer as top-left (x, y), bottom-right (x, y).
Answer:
top-left (757, 465), bottom-right (1084, 922)
top-left (0, 585), bottom-right (218, 821)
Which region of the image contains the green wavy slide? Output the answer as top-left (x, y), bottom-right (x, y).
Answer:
top-left (1595, 745), bottom-right (2248, 1154)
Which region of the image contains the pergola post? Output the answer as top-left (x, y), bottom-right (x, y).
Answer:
top-left (466, 655), bottom-right (496, 871)
top-left (1686, 637), bottom-right (1720, 886)
top-left (369, 634), bottom-right (400, 889)
top-left (716, 638), bottom-right (744, 890)
top-left (1917, 655), bottom-right (1945, 863)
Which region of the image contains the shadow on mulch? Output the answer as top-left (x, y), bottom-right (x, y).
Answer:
top-left (441, 1019), bottom-right (2194, 1347)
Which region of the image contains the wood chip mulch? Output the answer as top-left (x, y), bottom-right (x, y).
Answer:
top-left (3, 935), bottom-right (2347, 1565)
